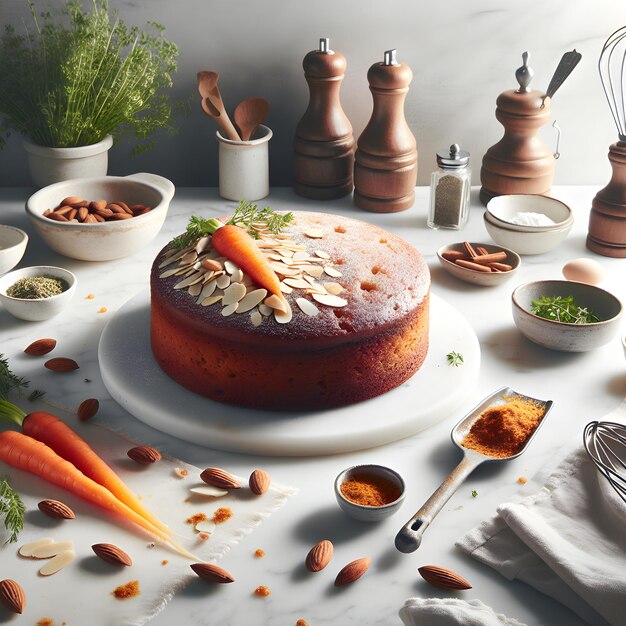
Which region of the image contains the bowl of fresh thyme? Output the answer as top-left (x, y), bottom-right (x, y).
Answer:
top-left (512, 280), bottom-right (623, 352)
top-left (0, 266), bottom-right (77, 321)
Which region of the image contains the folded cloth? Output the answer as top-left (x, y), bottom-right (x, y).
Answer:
top-left (456, 399), bottom-right (626, 626)
top-left (399, 598), bottom-right (526, 626)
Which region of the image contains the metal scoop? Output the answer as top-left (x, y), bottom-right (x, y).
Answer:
top-left (395, 387), bottom-right (553, 553)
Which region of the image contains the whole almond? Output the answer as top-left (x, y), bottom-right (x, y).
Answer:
top-left (305, 539), bottom-right (333, 572)
top-left (202, 259), bottom-right (223, 272)
top-left (115, 201), bottom-right (131, 212)
top-left (418, 565), bottom-right (472, 590)
top-left (92, 543), bottom-right (132, 566)
top-left (0, 579), bottom-right (25, 614)
top-left (44, 357), bottom-right (79, 372)
top-left (334, 557), bottom-right (371, 587)
top-left (61, 196), bottom-right (85, 207)
top-left (109, 213), bottom-right (132, 220)
top-left (89, 199), bottom-right (107, 212)
top-left (200, 467), bottom-right (240, 490)
top-left (77, 206), bottom-right (89, 221)
top-left (249, 469), bottom-right (270, 495)
top-left (190, 563), bottom-right (235, 583)
top-left (47, 212), bottom-right (69, 222)
top-left (38, 499), bottom-right (76, 519)
top-left (24, 338), bottom-right (57, 356)
top-left (93, 207), bottom-right (113, 218)
top-left (107, 203), bottom-right (126, 214)
top-left (77, 398), bottom-right (99, 421)
top-left (54, 205), bottom-right (74, 216)
top-left (127, 445), bottom-right (161, 465)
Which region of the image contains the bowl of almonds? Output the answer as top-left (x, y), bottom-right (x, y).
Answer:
top-left (25, 172), bottom-right (175, 261)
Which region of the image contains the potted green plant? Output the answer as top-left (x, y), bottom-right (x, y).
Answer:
top-left (0, 0), bottom-right (179, 187)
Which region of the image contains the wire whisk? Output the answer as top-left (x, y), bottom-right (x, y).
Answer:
top-left (599, 26), bottom-right (626, 143)
top-left (583, 421), bottom-right (626, 505)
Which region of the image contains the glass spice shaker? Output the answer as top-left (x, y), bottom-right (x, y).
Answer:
top-left (428, 144), bottom-right (471, 230)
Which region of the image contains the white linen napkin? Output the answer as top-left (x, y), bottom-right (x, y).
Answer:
top-left (456, 399), bottom-right (626, 626)
top-left (1, 420), bottom-right (296, 626)
top-left (399, 598), bottom-right (526, 626)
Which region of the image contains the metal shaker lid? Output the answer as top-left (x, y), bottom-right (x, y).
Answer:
top-left (436, 144), bottom-right (470, 168)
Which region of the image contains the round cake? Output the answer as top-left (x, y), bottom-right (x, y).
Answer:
top-left (150, 211), bottom-right (430, 410)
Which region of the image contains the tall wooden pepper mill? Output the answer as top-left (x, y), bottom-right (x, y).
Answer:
top-left (480, 52), bottom-right (555, 206)
top-left (294, 38), bottom-right (355, 199)
top-left (354, 49), bottom-right (417, 213)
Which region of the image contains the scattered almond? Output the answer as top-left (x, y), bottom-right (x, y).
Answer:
top-left (200, 467), bottom-right (241, 490)
top-left (127, 445), bottom-right (161, 465)
top-left (190, 563), bottom-right (235, 583)
top-left (305, 539), bottom-right (333, 572)
top-left (77, 398), bottom-right (99, 421)
top-left (24, 338), bottom-right (57, 356)
top-left (44, 357), bottom-right (79, 372)
top-left (92, 543), bottom-right (133, 567)
top-left (418, 565), bottom-right (472, 590)
top-left (334, 557), bottom-right (371, 586)
top-left (0, 579), bottom-right (26, 614)
top-left (249, 469), bottom-right (271, 495)
top-left (38, 499), bottom-right (75, 520)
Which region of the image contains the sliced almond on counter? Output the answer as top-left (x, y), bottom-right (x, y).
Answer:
top-left (31, 540), bottom-right (75, 559)
top-left (189, 485), bottom-right (229, 498)
top-left (39, 549), bottom-right (75, 576)
top-left (195, 520), bottom-right (216, 534)
top-left (19, 538), bottom-right (54, 557)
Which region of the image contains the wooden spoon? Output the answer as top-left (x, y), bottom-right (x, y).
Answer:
top-left (197, 70), bottom-right (241, 141)
top-left (233, 97), bottom-right (270, 141)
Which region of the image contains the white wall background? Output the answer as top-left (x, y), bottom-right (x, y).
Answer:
top-left (1, 0), bottom-right (626, 188)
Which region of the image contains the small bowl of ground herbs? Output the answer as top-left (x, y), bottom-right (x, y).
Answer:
top-left (334, 464), bottom-right (406, 522)
top-left (0, 265), bottom-right (76, 321)
top-left (512, 280), bottom-right (622, 352)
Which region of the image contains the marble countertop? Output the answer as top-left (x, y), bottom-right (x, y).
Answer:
top-left (1, 186), bottom-right (624, 626)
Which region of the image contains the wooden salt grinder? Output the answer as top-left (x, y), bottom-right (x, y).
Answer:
top-left (354, 49), bottom-right (417, 213)
top-left (294, 38), bottom-right (355, 200)
top-left (480, 52), bottom-right (555, 206)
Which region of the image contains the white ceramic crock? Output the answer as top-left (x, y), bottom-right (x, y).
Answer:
top-left (217, 125), bottom-right (272, 201)
top-left (23, 135), bottom-right (114, 188)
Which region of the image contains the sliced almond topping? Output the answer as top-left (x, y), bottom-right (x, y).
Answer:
top-left (198, 281), bottom-right (217, 302)
top-left (159, 247), bottom-right (190, 268)
top-left (274, 301), bottom-right (293, 324)
top-left (256, 239), bottom-right (280, 248)
top-left (278, 249), bottom-right (294, 258)
top-left (195, 520), bottom-right (217, 534)
top-left (250, 310), bottom-right (263, 326)
top-left (324, 267), bottom-right (343, 278)
top-left (264, 294), bottom-right (288, 312)
top-left (174, 273), bottom-right (204, 289)
top-left (284, 278), bottom-right (312, 290)
top-left (159, 267), bottom-right (180, 279)
top-left (279, 283), bottom-right (293, 294)
top-left (296, 298), bottom-right (320, 317)
top-left (236, 289), bottom-right (268, 313)
top-left (221, 282), bottom-right (247, 306)
top-left (189, 486), bottom-right (229, 498)
top-left (201, 295), bottom-right (222, 307)
top-left (19, 538), bottom-right (54, 557)
top-left (31, 540), bottom-right (75, 559)
top-left (324, 282), bottom-right (344, 295)
top-left (292, 250), bottom-right (311, 261)
top-left (39, 549), bottom-right (75, 576)
top-left (312, 293), bottom-right (348, 308)
top-left (302, 265), bottom-right (325, 278)
top-left (182, 251), bottom-right (198, 265)
top-left (216, 274), bottom-right (231, 289)
top-left (314, 250), bottom-right (330, 259)
top-left (230, 268), bottom-right (244, 283)
top-left (202, 258), bottom-right (223, 272)
top-left (258, 304), bottom-right (272, 316)
top-left (195, 236), bottom-right (210, 254)
top-left (304, 228), bottom-right (324, 239)
top-left (188, 283), bottom-right (203, 297)
top-left (221, 303), bottom-right (238, 316)
top-left (270, 262), bottom-right (301, 277)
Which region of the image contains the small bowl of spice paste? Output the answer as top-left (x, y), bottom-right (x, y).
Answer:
top-left (335, 464), bottom-right (406, 522)
top-left (0, 265), bottom-right (76, 321)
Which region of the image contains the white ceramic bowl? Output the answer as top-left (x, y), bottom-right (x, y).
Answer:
top-left (0, 226), bottom-right (28, 275)
top-left (437, 242), bottom-right (520, 287)
top-left (334, 464), bottom-right (406, 522)
top-left (512, 280), bottom-right (623, 352)
top-left (25, 172), bottom-right (175, 261)
top-left (486, 195), bottom-right (573, 232)
top-left (0, 265), bottom-right (77, 321)
top-left (484, 211), bottom-right (572, 255)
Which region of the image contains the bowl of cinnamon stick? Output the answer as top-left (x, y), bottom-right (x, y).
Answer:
top-left (437, 241), bottom-right (520, 287)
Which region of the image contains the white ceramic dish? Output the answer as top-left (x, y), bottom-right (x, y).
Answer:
top-left (0, 265), bottom-right (77, 321)
top-left (25, 172), bottom-right (175, 261)
top-left (486, 194), bottom-right (573, 232)
top-left (484, 211), bottom-right (572, 255)
top-left (334, 464), bottom-right (406, 522)
top-left (0, 225), bottom-right (28, 275)
top-left (511, 280), bottom-right (623, 352)
top-left (437, 242), bottom-right (520, 287)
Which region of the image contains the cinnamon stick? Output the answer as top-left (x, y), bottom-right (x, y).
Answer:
top-left (488, 262), bottom-right (513, 272)
top-left (463, 242), bottom-right (478, 258)
top-left (456, 259), bottom-right (492, 273)
top-left (472, 252), bottom-right (508, 265)
top-left (441, 250), bottom-right (469, 263)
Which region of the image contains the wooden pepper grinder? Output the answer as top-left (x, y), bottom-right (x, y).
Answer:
top-left (480, 52), bottom-right (555, 206)
top-left (294, 38), bottom-right (355, 200)
top-left (354, 49), bottom-right (417, 213)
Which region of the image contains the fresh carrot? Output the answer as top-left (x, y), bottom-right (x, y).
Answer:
top-left (211, 224), bottom-right (284, 300)
top-left (22, 411), bottom-right (170, 535)
top-left (0, 431), bottom-right (194, 558)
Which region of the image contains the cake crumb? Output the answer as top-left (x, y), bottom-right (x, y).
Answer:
top-left (198, 532), bottom-right (209, 542)
top-left (161, 559), bottom-right (168, 566)
top-left (212, 507), bottom-right (233, 524)
top-left (186, 512), bottom-right (207, 525)
top-left (147, 542), bottom-right (155, 549)
top-left (174, 467), bottom-right (188, 478)
top-left (37, 619), bottom-right (54, 626)
top-left (98, 306), bottom-right (107, 313)
top-left (518, 476), bottom-right (528, 485)
top-left (254, 585), bottom-right (271, 597)
top-left (112, 580), bottom-right (140, 600)
top-left (86, 293), bottom-right (95, 299)
top-left (254, 548), bottom-right (266, 558)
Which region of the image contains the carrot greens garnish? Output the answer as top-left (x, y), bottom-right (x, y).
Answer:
top-left (0, 475), bottom-right (25, 544)
top-left (0, 354), bottom-right (28, 400)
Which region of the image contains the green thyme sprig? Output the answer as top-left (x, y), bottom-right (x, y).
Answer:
top-left (0, 354), bottom-right (29, 400)
top-left (0, 476), bottom-right (25, 544)
top-left (530, 295), bottom-right (600, 324)
top-left (447, 351), bottom-right (464, 367)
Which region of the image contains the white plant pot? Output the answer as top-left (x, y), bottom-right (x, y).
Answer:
top-left (23, 135), bottom-right (113, 188)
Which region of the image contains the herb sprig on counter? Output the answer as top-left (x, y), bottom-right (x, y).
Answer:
top-left (0, 355), bottom-right (28, 400)
top-left (0, 476), bottom-right (25, 544)
top-left (172, 201), bottom-right (294, 250)
top-left (530, 295), bottom-right (600, 324)
top-left (447, 351), bottom-right (464, 367)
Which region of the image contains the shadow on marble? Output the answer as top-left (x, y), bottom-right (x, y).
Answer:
top-left (177, 576), bottom-right (225, 599)
top-left (0, 604), bottom-right (19, 624)
top-left (77, 555), bottom-right (122, 576)
top-left (291, 505), bottom-right (379, 546)
top-left (606, 372), bottom-right (626, 399)
top-left (24, 508), bottom-right (66, 531)
top-left (374, 544), bottom-right (404, 573)
top-left (429, 265), bottom-right (483, 292)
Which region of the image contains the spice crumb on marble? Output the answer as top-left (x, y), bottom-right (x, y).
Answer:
top-left (98, 306), bottom-right (107, 313)
top-left (254, 585), bottom-right (271, 597)
top-left (518, 476), bottom-right (528, 485)
top-left (112, 580), bottom-right (140, 600)
top-left (254, 548), bottom-right (265, 558)
top-left (212, 506), bottom-right (233, 524)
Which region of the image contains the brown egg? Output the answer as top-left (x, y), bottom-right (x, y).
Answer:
top-left (562, 259), bottom-right (604, 285)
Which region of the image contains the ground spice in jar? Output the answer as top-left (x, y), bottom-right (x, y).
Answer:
top-left (212, 506), bottom-right (233, 524)
top-left (462, 395), bottom-right (546, 458)
top-left (433, 175), bottom-right (463, 227)
top-left (340, 473), bottom-right (401, 507)
top-left (7, 276), bottom-right (67, 299)
top-left (112, 580), bottom-right (140, 600)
